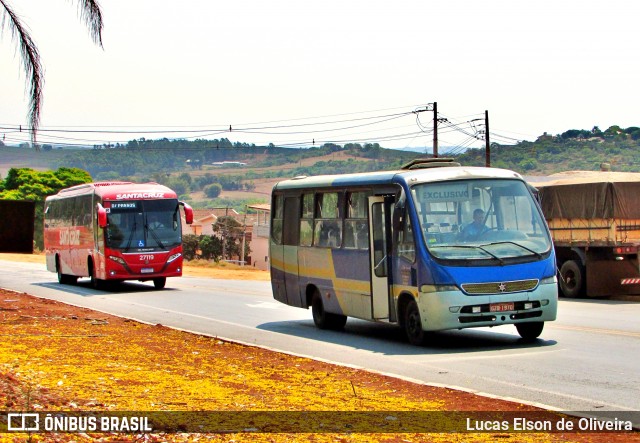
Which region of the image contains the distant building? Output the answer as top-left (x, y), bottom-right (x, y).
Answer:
top-left (247, 204), bottom-right (271, 271)
top-left (181, 205), bottom-right (271, 270)
top-left (211, 161), bottom-right (247, 167)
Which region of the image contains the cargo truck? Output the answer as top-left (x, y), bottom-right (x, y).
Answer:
top-left (530, 171), bottom-right (640, 298)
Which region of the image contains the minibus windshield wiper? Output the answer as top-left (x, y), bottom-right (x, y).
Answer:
top-left (432, 245), bottom-right (504, 265)
top-left (482, 241), bottom-right (543, 259)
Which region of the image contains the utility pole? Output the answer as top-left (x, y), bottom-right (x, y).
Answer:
top-left (240, 208), bottom-right (247, 266)
top-left (433, 101), bottom-right (438, 158)
top-left (484, 110), bottom-right (491, 167)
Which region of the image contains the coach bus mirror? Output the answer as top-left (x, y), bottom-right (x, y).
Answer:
top-left (97, 204), bottom-right (108, 228)
top-left (181, 201), bottom-right (194, 225)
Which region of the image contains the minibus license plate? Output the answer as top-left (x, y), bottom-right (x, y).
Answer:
top-left (490, 302), bottom-right (514, 312)
top-left (141, 268), bottom-right (154, 273)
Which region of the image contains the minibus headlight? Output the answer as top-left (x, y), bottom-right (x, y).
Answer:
top-left (167, 253), bottom-right (182, 263)
top-left (540, 276), bottom-right (557, 285)
top-left (420, 284), bottom-right (459, 294)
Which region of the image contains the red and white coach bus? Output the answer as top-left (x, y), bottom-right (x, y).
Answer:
top-left (44, 181), bottom-right (194, 289)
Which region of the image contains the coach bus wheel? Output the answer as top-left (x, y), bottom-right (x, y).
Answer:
top-left (311, 291), bottom-right (346, 330)
top-left (404, 299), bottom-right (425, 346)
top-left (559, 260), bottom-right (585, 298)
top-left (89, 262), bottom-right (102, 289)
top-left (153, 277), bottom-right (166, 289)
top-left (56, 258), bottom-right (76, 285)
top-left (516, 321), bottom-right (544, 341)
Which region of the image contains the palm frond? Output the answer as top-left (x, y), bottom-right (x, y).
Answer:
top-left (76, 0), bottom-right (104, 47)
top-left (0, 0), bottom-right (43, 148)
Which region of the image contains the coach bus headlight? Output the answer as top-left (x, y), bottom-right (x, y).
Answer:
top-left (108, 255), bottom-right (126, 265)
top-left (167, 253), bottom-right (182, 263)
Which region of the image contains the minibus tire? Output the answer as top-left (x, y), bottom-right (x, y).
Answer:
top-left (404, 299), bottom-right (425, 345)
top-left (516, 321), bottom-right (544, 341)
top-left (311, 291), bottom-right (346, 330)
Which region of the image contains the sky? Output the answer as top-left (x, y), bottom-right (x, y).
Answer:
top-left (1, 0), bottom-right (639, 153)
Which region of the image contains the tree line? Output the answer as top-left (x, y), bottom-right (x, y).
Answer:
top-left (457, 124), bottom-right (640, 173)
top-left (0, 167), bottom-right (93, 249)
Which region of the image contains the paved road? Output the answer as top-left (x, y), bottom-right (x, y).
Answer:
top-left (1, 259), bottom-right (638, 424)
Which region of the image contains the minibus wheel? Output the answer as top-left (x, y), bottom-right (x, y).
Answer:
top-left (404, 299), bottom-right (425, 345)
top-left (311, 290), bottom-right (346, 330)
top-left (516, 321), bottom-right (544, 341)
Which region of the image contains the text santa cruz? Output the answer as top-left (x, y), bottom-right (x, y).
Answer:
top-left (116, 192), bottom-right (165, 200)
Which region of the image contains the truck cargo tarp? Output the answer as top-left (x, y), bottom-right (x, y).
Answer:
top-left (534, 180), bottom-right (640, 219)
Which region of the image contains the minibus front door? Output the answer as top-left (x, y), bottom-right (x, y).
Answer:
top-left (368, 196), bottom-right (392, 320)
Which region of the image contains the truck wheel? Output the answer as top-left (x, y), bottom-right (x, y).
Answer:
top-left (311, 291), bottom-right (346, 330)
top-left (403, 299), bottom-right (425, 346)
top-left (559, 260), bottom-right (585, 298)
top-left (516, 321), bottom-right (544, 341)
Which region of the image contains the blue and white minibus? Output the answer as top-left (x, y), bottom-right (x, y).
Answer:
top-left (269, 159), bottom-right (557, 344)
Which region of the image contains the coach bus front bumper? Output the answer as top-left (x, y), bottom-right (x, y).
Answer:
top-left (107, 252), bottom-right (183, 278)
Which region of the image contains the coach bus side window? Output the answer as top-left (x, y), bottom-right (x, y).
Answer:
top-left (299, 193), bottom-right (314, 247)
top-left (76, 195), bottom-right (92, 227)
top-left (344, 191), bottom-right (369, 250)
top-left (45, 201), bottom-right (59, 228)
top-left (61, 199), bottom-right (74, 227)
top-left (314, 192), bottom-right (342, 248)
top-left (271, 194), bottom-right (284, 245)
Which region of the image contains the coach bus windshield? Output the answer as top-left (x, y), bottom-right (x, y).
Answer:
top-left (105, 199), bottom-right (182, 251)
top-left (411, 179), bottom-right (551, 263)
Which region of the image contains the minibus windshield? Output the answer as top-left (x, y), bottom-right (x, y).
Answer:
top-left (411, 179), bottom-right (552, 262)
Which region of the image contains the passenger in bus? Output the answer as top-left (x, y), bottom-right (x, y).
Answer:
top-left (459, 208), bottom-right (489, 241)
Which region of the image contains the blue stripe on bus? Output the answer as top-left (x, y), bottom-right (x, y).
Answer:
top-left (331, 249), bottom-right (371, 281)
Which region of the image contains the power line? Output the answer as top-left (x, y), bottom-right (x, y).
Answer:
top-left (1, 103), bottom-right (522, 152)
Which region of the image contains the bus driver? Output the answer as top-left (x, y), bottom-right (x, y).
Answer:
top-left (460, 208), bottom-right (489, 241)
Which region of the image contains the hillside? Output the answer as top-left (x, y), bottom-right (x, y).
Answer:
top-left (457, 126), bottom-right (640, 174)
top-left (2, 125), bottom-right (639, 210)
